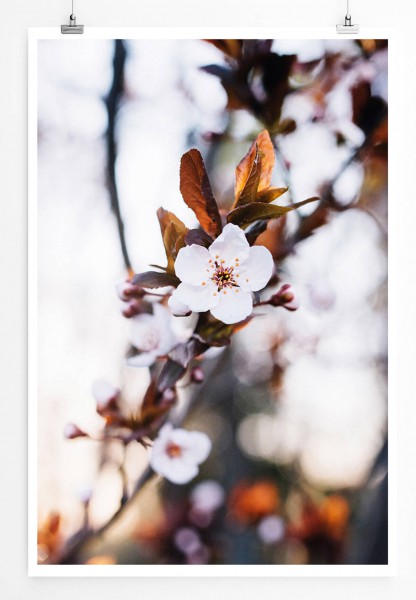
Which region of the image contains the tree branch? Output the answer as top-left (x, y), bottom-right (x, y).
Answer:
top-left (105, 39), bottom-right (134, 277)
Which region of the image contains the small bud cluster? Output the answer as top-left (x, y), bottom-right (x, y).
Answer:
top-left (269, 284), bottom-right (299, 311)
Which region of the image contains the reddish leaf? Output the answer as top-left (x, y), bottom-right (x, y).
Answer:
top-left (227, 197), bottom-right (319, 228)
top-left (180, 149), bottom-right (222, 238)
top-left (141, 379), bottom-right (158, 411)
top-left (132, 271), bottom-right (180, 289)
top-left (196, 316), bottom-right (253, 346)
top-left (157, 208), bottom-right (188, 272)
top-left (169, 338), bottom-right (208, 368)
top-left (203, 39), bottom-right (243, 60)
top-left (255, 130), bottom-right (275, 192)
top-left (185, 229), bottom-right (214, 248)
top-left (257, 186), bottom-right (288, 203)
top-left (245, 220), bottom-right (270, 246)
top-left (157, 360), bottom-right (186, 392)
top-left (276, 118), bottom-right (297, 136)
top-left (234, 144), bottom-right (262, 207)
top-left (234, 130), bottom-right (276, 207)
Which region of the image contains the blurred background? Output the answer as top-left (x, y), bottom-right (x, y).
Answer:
top-left (37, 38), bottom-right (388, 565)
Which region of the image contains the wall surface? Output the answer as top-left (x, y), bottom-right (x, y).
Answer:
top-left (1, 1), bottom-right (416, 599)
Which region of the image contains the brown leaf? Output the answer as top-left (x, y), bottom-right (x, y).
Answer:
top-left (141, 379), bottom-right (158, 412)
top-left (139, 403), bottom-right (171, 429)
top-left (195, 315), bottom-right (252, 346)
top-left (234, 130), bottom-right (276, 208)
top-left (175, 233), bottom-right (187, 257)
top-left (203, 39), bottom-right (243, 60)
top-left (276, 118), bottom-right (297, 136)
top-left (185, 229), bottom-right (213, 248)
top-left (228, 203), bottom-right (290, 228)
top-left (245, 220), bottom-right (269, 246)
top-left (169, 338), bottom-right (208, 369)
top-left (227, 197), bottom-right (319, 228)
top-left (257, 186), bottom-right (288, 203)
top-left (157, 208), bottom-right (188, 272)
top-left (157, 360), bottom-right (187, 392)
top-left (180, 149), bottom-right (222, 238)
top-left (234, 143), bottom-right (262, 207)
top-left (255, 130), bottom-right (275, 192)
top-left (132, 271), bottom-right (180, 289)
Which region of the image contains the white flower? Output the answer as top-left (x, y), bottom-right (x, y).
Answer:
top-left (168, 223), bottom-right (274, 325)
top-left (149, 424), bottom-right (211, 484)
top-left (127, 303), bottom-right (177, 367)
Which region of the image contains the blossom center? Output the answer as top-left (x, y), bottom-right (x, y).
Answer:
top-left (210, 261), bottom-right (239, 292)
top-left (166, 441), bottom-right (183, 458)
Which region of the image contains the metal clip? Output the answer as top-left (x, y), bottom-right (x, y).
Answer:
top-left (61, 2), bottom-right (84, 34)
top-left (336, 1), bottom-right (359, 34)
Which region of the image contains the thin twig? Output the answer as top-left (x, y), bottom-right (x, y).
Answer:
top-left (57, 349), bottom-right (227, 564)
top-left (105, 39), bottom-right (134, 277)
top-left (57, 466), bottom-right (154, 564)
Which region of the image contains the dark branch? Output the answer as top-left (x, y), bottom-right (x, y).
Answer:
top-left (105, 39), bottom-right (133, 275)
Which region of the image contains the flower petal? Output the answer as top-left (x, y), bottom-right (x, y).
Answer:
top-left (168, 294), bottom-right (191, 316)
top-left (184, 431), bottom-right (212, 464)
top-left (152, 455), bottom-right (199, 485)
top-left (174, 244), bottom-right (211, 285)
top-left (209, 223), bottom-right (250, 263)
top-left (169, 282), bottom-right (218, 313)
top-left (238, 245), bottom-right (274, 292)
top-left (169, 429), bottom-right (212, 465)
top-left (210, 289), bottom-right (253, 324)
top-left (127, 352), bottom-right (157, 368)
top-left (151, 304), bottom-right (177, 354)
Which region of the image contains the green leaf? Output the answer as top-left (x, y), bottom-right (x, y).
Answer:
top-left (227, 197), bottom-right (319, 229)
top-left (132, 271), bottom-right (180, 289)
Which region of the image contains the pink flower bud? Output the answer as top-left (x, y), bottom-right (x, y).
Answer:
top-left (121, 299), bottom-right (142, 318)
top-left (63, 423), bottom-right (88, 440)
top-left (270, 284), bottom-right (299, 311)
top-left (92, 380), bottom-right (120, 415)
top-left (190, 367), bottom-right (205, 384)
top-left (162, 388), bottom-right (176, 404)
top-left (116, 280), bottom-right (145, 301)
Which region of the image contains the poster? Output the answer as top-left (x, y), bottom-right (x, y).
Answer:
top-left (29, 30), bottom-right (390, 575)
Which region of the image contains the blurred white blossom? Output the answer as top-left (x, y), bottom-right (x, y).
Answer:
top-left (150, 424), bottom-right (211, 484)
top-left (190, 480), bottom-right (225, 513)
top-left (128, 303), bottom-right (177, 367)
top-left (257, 515), bottom-right (285, 544)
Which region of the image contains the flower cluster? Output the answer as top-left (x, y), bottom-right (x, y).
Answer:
top-left (66, 130), bottom-right (314, 489)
